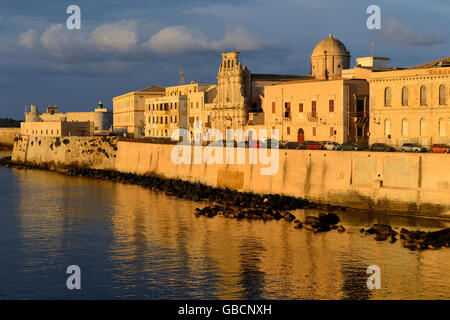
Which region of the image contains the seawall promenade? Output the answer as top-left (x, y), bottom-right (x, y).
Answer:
top-left (10, 135), bottom-right (450, 218)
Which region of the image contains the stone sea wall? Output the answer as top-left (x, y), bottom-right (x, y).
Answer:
top-left (10, 136), bottom-right (450, 217)
top-left (12, 135), bottom-right (117, 170)
top-left (115, 142), bottom-right (450, 218)
top-left (0, 128), bottom-right (20, 148)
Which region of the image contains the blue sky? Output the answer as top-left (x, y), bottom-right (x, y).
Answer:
top-left (0, 0), bottom-right (448, 119)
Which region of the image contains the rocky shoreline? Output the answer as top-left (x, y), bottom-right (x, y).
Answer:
top-left (1, 157), bottom-right (449, 251)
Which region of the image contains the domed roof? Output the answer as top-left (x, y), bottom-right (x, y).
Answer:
top-left (311, 34), bottom-right (349, 57)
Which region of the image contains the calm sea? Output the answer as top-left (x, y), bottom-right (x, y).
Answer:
top-left (0, 151), bottom-right (449, 299)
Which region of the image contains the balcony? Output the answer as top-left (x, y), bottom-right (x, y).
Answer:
top-left (307, 112), bottom-right (318, 122)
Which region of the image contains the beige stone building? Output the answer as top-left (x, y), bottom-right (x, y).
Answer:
top-left (262, 79), bottom-right (369, 144)
top-left (368, 58), bottom-right (450, 148)
top-left (113, 85), bottom-right (165, 137)
top-left (144, 83), bottom-right (217, 140)
top-left (25, 103), bottom-right (113, 134)
top-left (21, 121), bottom-right (93, 137)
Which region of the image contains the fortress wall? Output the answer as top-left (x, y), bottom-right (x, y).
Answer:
top-left (11, 137), bottom-right (450, 217)
top-left (0, 128), bottom-right (20, 147)
top-left (116, 142), bottom-right (450, 217)
top-left (12, 136), bottom-right (117, 170)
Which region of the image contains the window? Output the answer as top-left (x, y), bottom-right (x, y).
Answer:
top-left (419, 118), bottom-right (427, 136)
top-left (330, 127), bottom-right (334, 136)
top-left (420, 86), bottom-right (427, 105)
top-left (402, 86), bottom-right (409, 106)
top-left (384, 87), bottom-right (391, 106)
top-left (299, 103), bottom-right (303, 113)
top-left (384, 119), bottom-right (391, 136)
top-left (439, 118), bottom-right (446, 136)
top-left (272, 101), bottom-right (276, 113)
top-left (357, 127), bottom-right (363, 137)
top-left (312, 127), bottom-right (316, 136)
top-left (284, 102), bottom-right (291, 118)
top-left (439, 84), bottom-right (447, 105)
top-left (329, 99), bottom-right (334, 112)
top-left (311, 101), bottom-right (317, 117)
top-left (287, 127), bottom-right (290, 135)
top-left (196, 102), bottom-right (199, 108)
top-left (401, 118), bottom-right (408, 136)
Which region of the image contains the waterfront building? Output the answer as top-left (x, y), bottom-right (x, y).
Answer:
top-left (112, 85), bottom-right (165, 137)
top-left (20, 120), bottom-right (93, 137)
top-left (144, 83), bottom-right (217, 140)
top-left (262, 78), bottom-right (369, 144)
top-left (368, 57), bottom-right (450, 148)
top-left (24, 102), bottom-right (113, 134)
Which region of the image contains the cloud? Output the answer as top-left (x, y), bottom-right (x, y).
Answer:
top-left (89, 20), bottom-right (138, 53)
top-left (144, 24), bottom-right (272, 54)
top-left (145, 26), bottom-right (209, 53)
top-left (380, 18), bottom-right (447, 46)
top-left (40, 24), bottom-right (88, 59)
top-left (18, 29), bottom-right (39, 49)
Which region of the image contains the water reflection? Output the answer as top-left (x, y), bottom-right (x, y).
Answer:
top-left (0, 167), bottom-right (449, 299)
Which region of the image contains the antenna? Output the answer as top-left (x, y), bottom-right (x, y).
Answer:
top-left (370, 41), bottom-right (376, 57)
top-left (179, 69), bottom-right (185, 85)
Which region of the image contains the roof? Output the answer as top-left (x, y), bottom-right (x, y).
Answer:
top-left (409, 57), bottom-right (450, 69)
top-left (311, 33), bottom-right (350, 57)
top-left (138, 85), bottom-right (166, 93)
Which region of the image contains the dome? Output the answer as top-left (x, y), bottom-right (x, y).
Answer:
top-left (311, 33), bottom-right (349, 57)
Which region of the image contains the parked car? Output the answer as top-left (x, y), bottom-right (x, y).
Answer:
top-left (401, 143), bottom-right (427, 153)
top-left (323, 141), bottom-right (342, 150)
top-left (249, 140), bottom-right (267, 148)
top-left (341, 142), bottom-right (360, 151)
top-left (431, 144), bottom-right (450, 153)
top-left (263, 138), bottom-right (281, 149)
top-left (304, 141), bottom-right (322, 150)
top-left (284, 142), bottom-right (305, 150)
top-left (370, 143), bottom-right (396, 152)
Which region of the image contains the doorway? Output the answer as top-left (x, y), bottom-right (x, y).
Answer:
top-left (297, 128), bottom-right (305, 144)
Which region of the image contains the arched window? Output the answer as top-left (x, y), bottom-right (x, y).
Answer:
top-left (402, 86), bottom-right (409, 106)
top-left (420, 86), bottom-right (427, 106)
top-left (439, 118), bottom-right (446, 136)
top-left (384, 118), bottom-right (391, 136)
top-left (402, 118), bottom-right (408, 136)
top-left (439, 84), bottom-right (447, 105)
top-left (384, 87), bottom-right (391, 107)
top-left (419, 118), bottom-right (427, 136)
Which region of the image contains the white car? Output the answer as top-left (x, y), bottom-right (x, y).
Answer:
top-left (324, 142), bottom-right (342, 150)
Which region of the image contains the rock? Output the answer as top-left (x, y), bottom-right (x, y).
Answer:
top-left (294, 222), bottom-right (303, 229)
top-left (318, 213), bottom-right (340, 225)
top-left (360, 228), bottom-right (365, 233)
top-left (283, 212), bottom-right (296, 222)
top-left (337, 225), bottom-right (346, 232)
top-left (365, 224), bottom-right (397, 241)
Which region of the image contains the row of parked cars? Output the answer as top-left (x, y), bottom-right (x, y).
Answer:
top-left (257, 139), bottom-right (450, 153)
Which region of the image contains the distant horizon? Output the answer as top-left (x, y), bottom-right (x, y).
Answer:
top-left (1, 0), bottom-right (448, 119)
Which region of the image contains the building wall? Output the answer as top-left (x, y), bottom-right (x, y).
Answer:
top-left (113, 88), bottom-right (165, 137)
top-left (369, 67), bottom-right (450, 148)
top-left (38, 110), bottom-right (112, 132)
top-left (20, 121), bottom-right (93, 137)
top-left (263, 79), bottom-right (369, 143)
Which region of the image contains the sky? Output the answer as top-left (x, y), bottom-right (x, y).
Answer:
top-left (0, 0), bottom-right (449, 119)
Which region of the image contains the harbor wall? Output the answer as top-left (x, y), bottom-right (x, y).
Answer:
top-left (0, 128), bottom-right (20, 147)
top-left (11, 136), bottom-right (450, 217)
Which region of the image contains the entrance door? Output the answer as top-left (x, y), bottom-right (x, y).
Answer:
top-left (297, 129), bottom-right (305, 144)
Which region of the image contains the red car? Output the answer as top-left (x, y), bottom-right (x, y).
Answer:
top-left (304, 141), bottom-right (323, 150)
top-left (431, 144), bottom-right (450, 153)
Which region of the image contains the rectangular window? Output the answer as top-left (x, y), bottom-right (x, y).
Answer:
top-left (312, 127), bottom-right (316, 136)
top-left (330, 127), bottom-right (334, 136)
top-left (299, 103), bottom-right (303, 113)
top-left (329, 100), bottom-right (334, 112)
top-left (272, 101), bottom-right (276, 114)
top-left (312, 101), bottom-right (317, 118)
top-left (287, 127), bottom-right (290, 135)
top-left (284, 102), bottom-right (291, 118)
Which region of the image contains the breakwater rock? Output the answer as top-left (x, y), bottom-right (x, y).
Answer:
top-left (399, 228), bottom-right (450, 250)
top-left (195, 205), bottom-right (347, 233)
